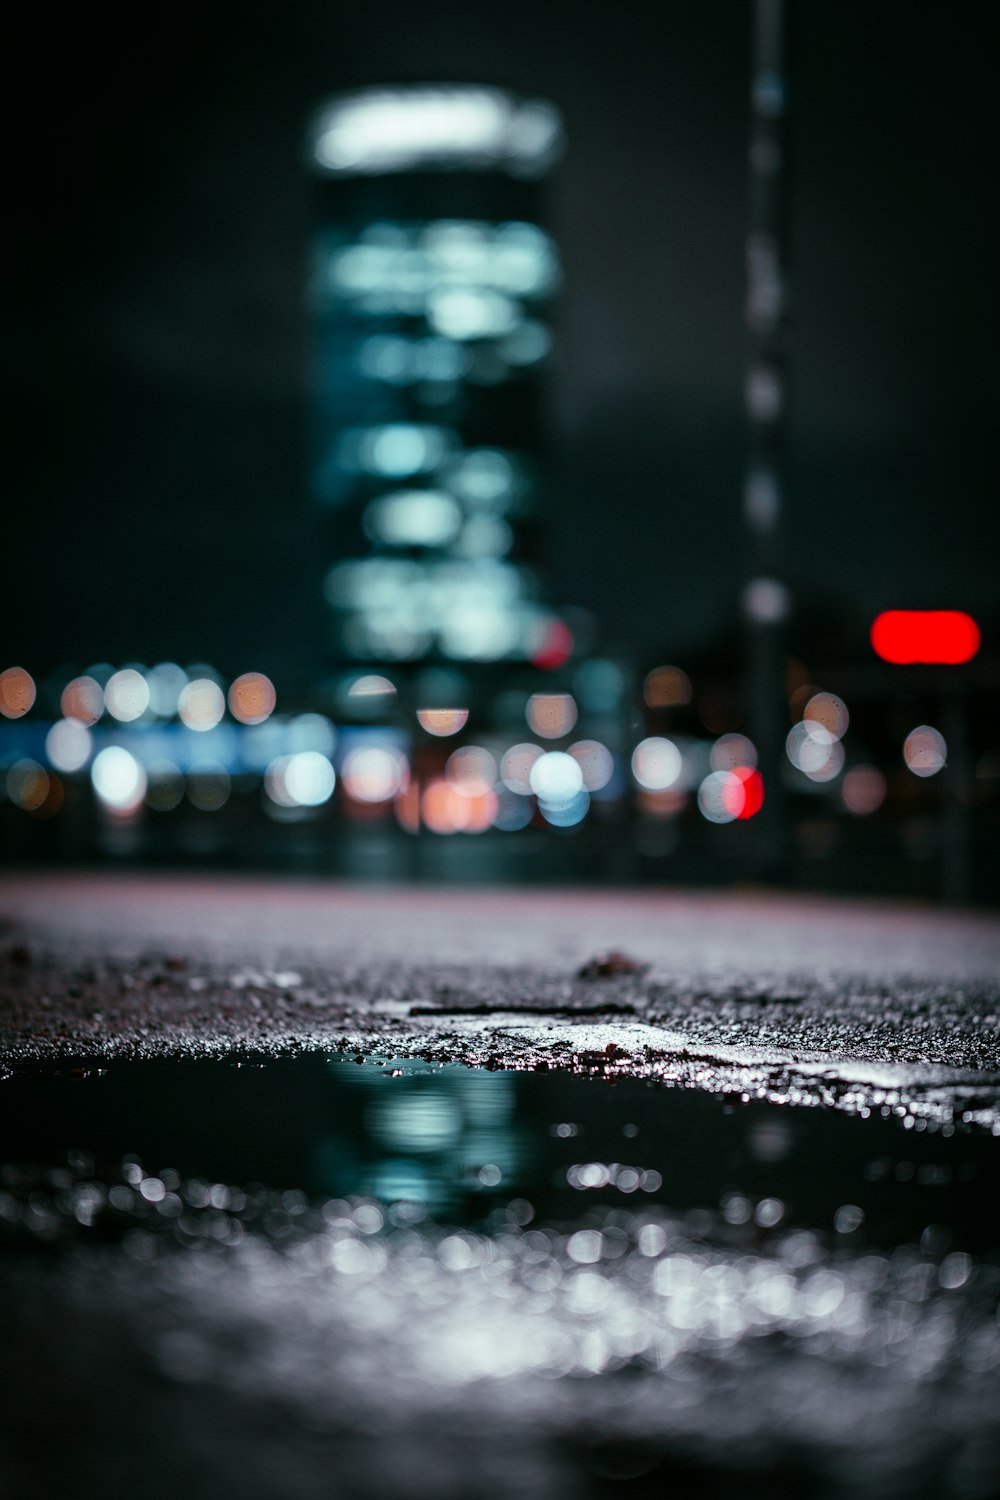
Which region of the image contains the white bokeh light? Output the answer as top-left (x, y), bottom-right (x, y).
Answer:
top-left (631, 737), bottom-right (682, 791)
top-left (903, 725), bottom-right (947, 778)
top-left (178, 679), bottom-right (225, 732)
top-left (91, 747), bottom-right (147, 811)
top-left (104, 669), bottom-right (150, 723)
top-left (46, 719), bottom-right (92, 773)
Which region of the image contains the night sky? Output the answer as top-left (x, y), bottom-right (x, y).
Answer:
top-left (8, 1), bottom-right (993, 682)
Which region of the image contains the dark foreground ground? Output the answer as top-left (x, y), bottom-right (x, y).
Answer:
top-left (1, 873), bottom-right (999, 1499)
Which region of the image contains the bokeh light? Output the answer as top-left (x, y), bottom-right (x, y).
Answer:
top-left (6, 758), bottom-right (49, 811)
top-left (91, 747), bottom-right (147, 813)
top-left (491, 786), bottom-right (533, 832)
top-left (145, 760), bottom-right (185, 812)
top-left (710, 733), bottom-right (757, 772)
top-left (631, 737), bottom-right (682, 791)
top-left (341, 746), bottom-right (405, 803)
top-left (45, 719), bottom-right (92, 773)
top-left (445, 745), bottom-right (498, 796)
top-left (266, 752), bottom-right (337, 808)
top-left (60, 675), bottom-right (103, 725)
top-left (288, 714), bottom-right (338, 756)
top-left (284, 752), bottom-right (336, 807)
top-left (0, 666), bottom-right (37, 719)
top-left (104, 669), bottom-right (150, 723)
top-left (785, 722), bottom-right (844, 782)
top-left (417, 708), bottom-right (469, 737)
top-left (421, 778), bottom-right (498, 834)
top-left (346, 675), bottom-right (397, 715)
top-left (841, 765), bottom-right (887, 816)
top-left (178, 679), bottom-right (225, 732)
top-left (803, 692), bottom-right (849, 741)
top-left (526, 693), bottom-right (577, 739)
top-left (871, 610), bottom-right (980, 665)
top-left (530, 619), bottom-right (574, 671)
top-left (568, 740), bottom-right (614, 792)
top-left (500, 743), bottom-right (543, 794)
top-left (903, 725), bottom-right (947, 778)
top-left (147, 662), bottom-right (187, 718)
top-left (228, 672), bottom-right (276, 726)
top-left (538, 788), bottom-right (589, 827)
top-left (642, 665), bottom-right (692, 709)
top-left (697, 770), bottom-right (746, 823)
top-left (529, 751), bottom-right (584, 804)
top-left (732, 767), bottom-right (764, 819)
top-left (187, 762), bottom-right (232, 812)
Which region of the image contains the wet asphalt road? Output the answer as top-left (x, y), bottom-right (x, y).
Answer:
top-left (1, 873), bottom-right (999, 1499)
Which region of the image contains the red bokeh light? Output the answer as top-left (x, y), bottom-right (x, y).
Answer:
top-left (531, 620), bottom-right (574, 671)
top-left (870, 611), bottom-right (980, 665)
top-left (732, 766), bottom-right (764, 820)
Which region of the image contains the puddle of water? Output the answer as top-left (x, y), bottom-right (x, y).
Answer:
top-left (2, 1052), bottom-right (997, 1250)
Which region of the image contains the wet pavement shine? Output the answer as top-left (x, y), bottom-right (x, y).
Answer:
top-left (1, 874), bottom-right (999, 1498)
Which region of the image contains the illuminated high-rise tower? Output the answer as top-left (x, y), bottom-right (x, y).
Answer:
top-left (307, 86), bottom-right (570, 677)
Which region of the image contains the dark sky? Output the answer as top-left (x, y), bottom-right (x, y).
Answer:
top-left (7, 1), bottom-right (993, 682)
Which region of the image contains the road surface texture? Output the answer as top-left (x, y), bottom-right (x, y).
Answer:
top-left (1, 872), bottom-right (999, 1500)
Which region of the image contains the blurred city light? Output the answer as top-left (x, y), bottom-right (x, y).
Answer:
top-left (0, 666), bottom-right (37, 719)
top-left (104, 668), bottom-right (150, 723)
top-left (529, 750), bottom-right (583, 804)
top-left (841, 765), bottom-right (887, 816)
top-left (526, 693), bottom-right (577, 739)
top-left (802, 692), bottom-right (848, 740)
top-left (91, 746), bottom-right (146, 813)
top-left (178, 679), bottom-right (226, 732)
top-left (632, 737), bottom-right (683, 791)
top-left (341, 746), bottom-right (405, 804)
top-left (60, 675), bottom-right (103, 724)
top-left (568, 740), bottom-right (614, 792)
top-left (871, 611), bottom-right (980, 665)
top-left (643, 665), bottom-right (693, 709)
top-left (228, 672), bottom-right (277, 726)
top-left (711, 733), bottom-right (758, 772)
top-left (417, 708), bottom-right (469, 737)
top-left (45, 718), bottom-right (92, 773)
top-left (6, 758), bottom-right (49, 811)
top-left (785, 722), bottom-right (844, 782)
top-left (187, 762), bottom-right (232, 812)
top-left (903, 725), bottom-right (947, 778)
top-left (311, 86), bottom-right (563, 178)
top-left (501, 742), bottom-right (543, 794)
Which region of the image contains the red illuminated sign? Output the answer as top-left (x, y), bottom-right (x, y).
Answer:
top-left (870, 611), bottom-right (980, 665)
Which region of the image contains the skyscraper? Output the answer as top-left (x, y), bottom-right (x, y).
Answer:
top-left (307, 86), bottom-right (570, 680)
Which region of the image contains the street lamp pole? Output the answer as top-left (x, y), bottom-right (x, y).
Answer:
top-left (744, 0), bottom-right (791, 876)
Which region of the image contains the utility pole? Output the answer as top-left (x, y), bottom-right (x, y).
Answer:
top-left (744, 0), bottom-right (791, 877)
